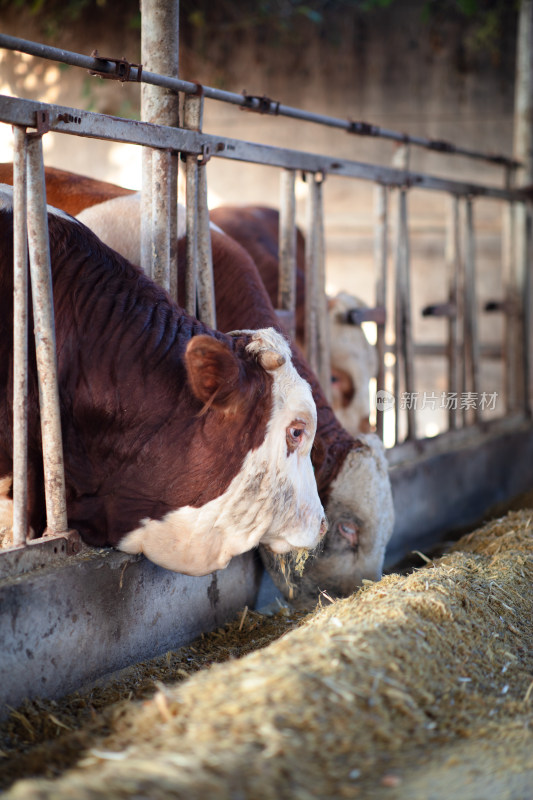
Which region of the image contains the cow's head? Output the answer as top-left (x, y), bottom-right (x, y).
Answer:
top-left (120, 328), bottom-right (326, 576)
top-left (260, 432), bottom-right (394, 608)
top-left (328, 292), bottom-right (377, 436)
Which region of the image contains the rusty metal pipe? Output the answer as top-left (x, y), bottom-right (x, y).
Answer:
top-left (26, 136), bottom-right (68, 535)
top-left (197, 163), bottom-right (216, 328)
top-left (304, 175), bottom-right (320, 378)
top-left (12, 126), bottom-right (29, 547)
top-left (394, 189), bottom-right (415, 442)
top-left (374, 184), bottom-right (388, 441)
top-left (183, 89), bottom-right (216, 326)
top-left (140, 0), bottom-right (179, 288)
top-left (278, 169), bottom-right (297, 340)
top-left (463, 198), bottom-right (481, 425)
top-left (523, 205), bottom-right (532, 415)
top-left (315, 176), bottom-right (331, 402)
top-left (502, 201), bottom-right (517, 412)
top-left (140, 151), bottom-right (153, 279)
top-left (151, 148), bottom-right (172, 292)
top-left (185, 156), bottom-right (198, 316)
top-left (445, 194), bottom-right (461, 431)
top-left (183, 93), bottom-right (204, 318)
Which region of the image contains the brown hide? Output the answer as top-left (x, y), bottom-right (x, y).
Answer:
top-left (210, 205), bottom-right (307, 341)
top-left (0, 208), bottom-right (273, 546)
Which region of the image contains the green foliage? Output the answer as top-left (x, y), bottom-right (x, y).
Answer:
top-left (179, 0), bottom-right (516, 60)
top-left (422, 0), bottom-right (519, 61)
top-left (0, 0), bottom-right (517, 62)
top-left (0, 0), bottom-right (139, 28)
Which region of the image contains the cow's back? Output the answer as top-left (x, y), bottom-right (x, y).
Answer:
top-left (0, 163), bottom-right (134, 217)
top-left (210, 205), bottom-right (307, 340)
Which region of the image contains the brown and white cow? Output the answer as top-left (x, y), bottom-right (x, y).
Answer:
top-left (0, 185), bottom-right (326, 575)
top-left (76, 191), bottom-right (394, 608)
top-left (209, 205), bottom-right (377, 435)
top-left (0, 164), bottom-right (376, 435)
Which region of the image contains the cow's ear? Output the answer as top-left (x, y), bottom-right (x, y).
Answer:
top-left (185, 335), bottom-right (241, 407)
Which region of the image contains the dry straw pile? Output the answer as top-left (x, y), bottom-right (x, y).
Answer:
top-left (5, 510), bottom-right (533, 799)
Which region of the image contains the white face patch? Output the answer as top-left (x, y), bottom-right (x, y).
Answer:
top-left (119, 328), bottom-right (326, 576)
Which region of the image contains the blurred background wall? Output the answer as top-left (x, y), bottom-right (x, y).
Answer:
top-left (0, 0), bottom-right (520, 437)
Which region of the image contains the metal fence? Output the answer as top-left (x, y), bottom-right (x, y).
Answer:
top-left (0, 33), bottom-right (531, 563)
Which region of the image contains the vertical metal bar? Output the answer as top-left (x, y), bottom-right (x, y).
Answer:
top-left (394, 189), bottom-right (415, 442)
top-left (182, 87), bottom-right (215, 326)
top-left (140, 151), bottom-right (153, 279)
top-left (393, 191), bottom-right (402, 445)
top-left (513, 0), bottom-right (533, 415)
top-left (513, 0), bottom-right (533, 188)
top-left (314, 175), bottom-right (331, 402)
top-left (446, 194), bottom-right (461, 430)
top-left (458, 199), bottom-right (468, 427)
top-left (140, 0), bottom-right (154, 280)
top-left (521, 203), bottom-right (533, 416)
top-left (183, 93), bottom-right (203, 318)
top-left (26, 136), bottom-right (68, 535)
top-left (12, 127), bottom-right (29, 547)
top-left (151, 149), bottom-right (172, 292)
top-left (399, 189), bottom-right (416, 440)
top-left (185, 159), bottom-right (198, 316)
top-left (197, 163), bottom-right (216, 328)
top-left (278, 169), bottom-right (297, 340)
top-left (374, 183), bottom-right (388, 440)
top-left (304, 173), bottom-right (320, 376)
top-left (463, 197), bottom-right (481, 425)
top-left (512, 199), bottom-right (529, 415)
top-left (169, 153), bottom-right (179, 304)
top-left (140, 0), bottom-right (179, 286)
top-left (502, 200), bottom-right (517, 411)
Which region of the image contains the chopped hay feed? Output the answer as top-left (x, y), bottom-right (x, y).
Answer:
top-left (3, 509), bottom-right (533, 799)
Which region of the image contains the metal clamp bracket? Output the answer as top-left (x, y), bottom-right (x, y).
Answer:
top-left (484, 299), bottom-right (518, 315)
top-left (347, 120), bottom-right (380, 137)
top-left (88, 50), bottom-right (143, 82)
top-left (27, 109), bottom-right (50, 139)
top-left (422, 302), bottom-right (456, 318)
top-left (241, 92), bottom-right (280, 115)
top-left (198, 143), bottom-right (212, 166)
top-left (0, 529), bottom-right (84, 580)
top-left (341, 306), bottom-right (387, 326)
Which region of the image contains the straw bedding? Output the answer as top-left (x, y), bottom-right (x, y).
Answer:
top-left (2, 509), bottom-right (533, 799)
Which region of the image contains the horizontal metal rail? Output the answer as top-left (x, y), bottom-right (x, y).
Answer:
top-left (0, 95), bottom-right (526, 203)
top-left (0, 33), bottom-right (521, 171)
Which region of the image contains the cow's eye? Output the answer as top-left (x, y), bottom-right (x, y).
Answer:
top-left (286, 422), bottom-right (306, 452)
